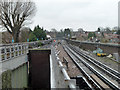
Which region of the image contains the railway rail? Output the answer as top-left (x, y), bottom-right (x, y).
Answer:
top-left (71, 45), bottom-right (120, 78)
top-left (62, 45), bottom-right (102, 89)
top-left (62, 43), bottom-right (120, 90)
top-left (68, 44), bottom-right (120, 83)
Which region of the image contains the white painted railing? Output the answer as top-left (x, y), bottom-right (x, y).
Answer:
top-left (0, 44), bottom-right (28, 61)
top-left (0, 39), bottom-right (53, 61)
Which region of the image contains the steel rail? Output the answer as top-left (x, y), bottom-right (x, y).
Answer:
top-left (69, 45), bottom-right (120, 83)
top-left (63, 45), bottom-right (102, 90)
top-left (70, 44), bottom-right (120, 78)
top-left (69, 45), bottom-right (120, 80)
top-left (65, 45), bottom-right (119, 90)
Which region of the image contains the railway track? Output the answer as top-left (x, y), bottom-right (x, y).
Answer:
top-left (71, 45), bottom-right (120, 78)
top-left (62, 43), bottom-right (120, 90)
top-left (68, 44), bottom-right (120, 83)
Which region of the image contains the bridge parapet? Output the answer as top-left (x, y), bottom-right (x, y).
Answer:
top-left (65, 39), bottom-right (120, 54)
top-left (0, 39), bottom-right (53, 61)
top-left (0, 44), bottom-right (28, 61)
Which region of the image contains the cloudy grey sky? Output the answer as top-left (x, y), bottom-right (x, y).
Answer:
top-left (29, 0), bottom-right (119, 31)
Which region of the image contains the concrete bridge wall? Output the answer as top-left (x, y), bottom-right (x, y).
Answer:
top-left (0, 54), bottom-right (28, 89)
top-left (1, 63), bottom-right (28, 89)
top-left (65, 39), bottom-right (120, 55)
top-left (0, 54), bottom-right (28, 73)
top-left (0, 39), bottom-right (53, 89)
top-left (0, 43), bottom-right (28, 89)
top-left (11, 63), bottom-right (28, 88)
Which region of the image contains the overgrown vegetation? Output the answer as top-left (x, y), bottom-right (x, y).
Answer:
top-left (29, 32), bottom-right (37, 41)
top-left (2, 70), bottom-right (12, 88)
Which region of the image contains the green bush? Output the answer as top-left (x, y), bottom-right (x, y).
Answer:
top-left (29, 32), bottom-right (37, 41)
top-left (38, 41), bottom-right (42, 47)
top-left (33, 25), bottom-right (47, 40)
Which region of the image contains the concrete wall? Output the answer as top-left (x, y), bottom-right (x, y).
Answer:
top-left (11, 63), bottom-right (28, 88)
top-left (0, 54), bottom-right (28, 73)
top-left (0, 54), bottom-right (28, 89)
top-left (1, 63), bottom-right (28, 89)
top-left (66, 39), bottom-right (120, 54)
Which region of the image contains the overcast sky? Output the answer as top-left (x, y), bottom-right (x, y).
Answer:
top-left (29, 0), bottom-right (119, 31)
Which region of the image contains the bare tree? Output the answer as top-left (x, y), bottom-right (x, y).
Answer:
top-left (19, 27), bottom-right (31, 42)
top-left (78, 28), bottom-right (84, 33)
top-left (104, 27), bottom-right (111, 34)
top-left (2, 31), bottom-right (12, 43)
top-left (0, 0), bottom-right (36, 42)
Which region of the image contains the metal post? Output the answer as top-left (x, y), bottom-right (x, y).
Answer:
top-left (0, 47), bottom-right (1, 61)
top-left (4, 46), bottom-right (7, 60)
top-left (63, 57), bottom-right (68, 69)
top-left (21, 45), bottom-right (22, 55)
top-left (9, 46), bottom-right (12, 59)
top-left (23, 45), bottom-right (25, 54)
top-left (17, 45), bottom-right (19, 56)
top-left (13, 46), bottom-right (16, 57)
top-left (26, 44), bottom-right (29, 53)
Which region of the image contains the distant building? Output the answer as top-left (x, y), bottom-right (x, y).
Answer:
top-left (46, 35), bottom-right (51, 39)
top-left (71, 36), bottom-right (76, 40)
top-left (104, 33), bottom-right (119, 43)
top-left (46, 31), bottom-right (56, 38)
